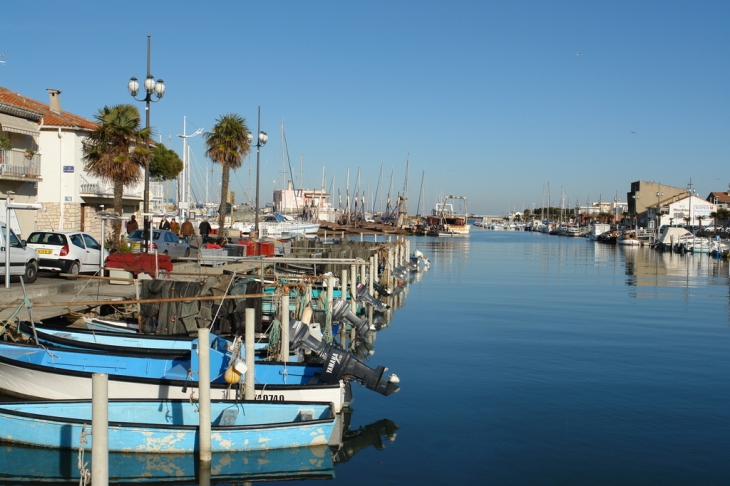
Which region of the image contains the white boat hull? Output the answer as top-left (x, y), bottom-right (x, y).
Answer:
top-left (0, 358), bottom-right (347, 412)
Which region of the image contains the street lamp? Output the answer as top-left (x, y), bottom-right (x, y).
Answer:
top-left (128, 34), bottom-right (165, 252)
top-left (655, 191), bottom-right (663, 228)
top-left (249, 106), bottom-right (268, 238)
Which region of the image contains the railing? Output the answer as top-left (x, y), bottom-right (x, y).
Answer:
top-left (0, 149), bottom-right (41, 178)
top-left (79, 175), bottom-right (142, 198)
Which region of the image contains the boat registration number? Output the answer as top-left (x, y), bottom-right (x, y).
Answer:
top-left (37, 249), bottom-right (52, 254)
top-left (255, 394), bottom-right (285, 402)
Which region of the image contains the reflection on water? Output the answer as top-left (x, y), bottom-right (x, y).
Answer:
top-left (621, 246), bottom-right (729, 287)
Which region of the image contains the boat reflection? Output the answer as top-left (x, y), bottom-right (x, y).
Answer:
top-left (0, 443), bottom-right (334, 484)
top-left (622, 246), bottom-right (729, 287)
top-left (332, 408), bottom-right (399, 465)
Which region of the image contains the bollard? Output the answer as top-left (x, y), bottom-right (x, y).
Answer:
top-left (350, 264), bottom-right (357, 313)
top-left (245, 308), bottom-right (255, 400)
top-left (92, 373), bottom-right (108, 486)
top-left (281, 294), bottom-right (290, 362)
top-left (198, 328), bottom-right (211, 463)
top-left (326, 275), bottom-right (334, 341)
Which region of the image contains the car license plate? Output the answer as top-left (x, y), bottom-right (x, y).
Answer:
top-left (37, 249), bottom-right (52, 254)
top-left (132, 243), bottom-right (141, 249)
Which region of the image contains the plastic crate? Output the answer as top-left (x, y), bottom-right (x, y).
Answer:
top-left (200, 248), bottom-right (227, 266)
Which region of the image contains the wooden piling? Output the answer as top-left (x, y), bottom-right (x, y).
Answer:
top-left (91, 373), bottom-right (108, 486)
top-left (245, 308), bottom-right (255, 400)
top-left (198, 328), bottom-right (212, 463)
top-left (280, 293), bottom-right (290, 362)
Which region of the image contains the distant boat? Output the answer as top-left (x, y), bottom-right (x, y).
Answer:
top-left (587, 223), bottom-right (611, 241)
top-left (424, 196), bottom-right (470, 236)
top-left (0, 399), bottom-right (335, 452)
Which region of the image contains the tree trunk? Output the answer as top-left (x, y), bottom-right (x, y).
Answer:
top-left (112, 181), bottom-right (124, 252)
top-left (219, 164), bottom-right (230, 230)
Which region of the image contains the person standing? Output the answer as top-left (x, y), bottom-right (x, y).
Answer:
top-left (126, 215), bottom-right (138, 234)
top-left (170, 218), bottom-right (180, 236)
top-left (199, 218), bottom-right (211, 242)
top-left (181, 218), bottom-right (194, 243)
top-left (159, 216), bottom-right (171, 230)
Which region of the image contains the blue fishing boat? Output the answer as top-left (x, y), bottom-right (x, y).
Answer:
top-left (0, 399), bottom-right (335, 452)
top-left (16, 321), bottom-right (297, 361)
top-left (0, 323), bottom-right (401, 411)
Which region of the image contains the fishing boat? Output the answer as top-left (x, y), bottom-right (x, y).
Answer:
top-left (424, 196), bottom-right (470, 236)
top-left (0, 399), bottom-right (335, 452)
top-left (253, 214), bottom-right (320, 238)
top-left (0, 323), bottom-right (400, 411)
top-left (0, 339), bottom-right (347, 410)
top-left (16, 321), bottom-right (298, 361)
top-left (587, 223), bottom-right (611, 241)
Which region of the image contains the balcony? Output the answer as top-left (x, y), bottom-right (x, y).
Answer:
top-left (80, 175), bottom-right (142, 199)
top-left (0, 149), bottom-right (41, 180)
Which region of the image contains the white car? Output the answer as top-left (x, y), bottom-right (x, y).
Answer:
top-left (0, 223), bottom-right (39, 283)
top-left (26, 231), bottom-right (109, 279)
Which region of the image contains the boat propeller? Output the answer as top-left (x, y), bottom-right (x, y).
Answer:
top-left (288, 319), bottom-right (400, 396)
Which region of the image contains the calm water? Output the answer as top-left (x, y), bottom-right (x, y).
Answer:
top-left (3, 230), bottom-right (730, 484)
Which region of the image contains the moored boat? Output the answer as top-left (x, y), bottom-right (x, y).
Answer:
top-left (0, 399), bottom-right (335, 452)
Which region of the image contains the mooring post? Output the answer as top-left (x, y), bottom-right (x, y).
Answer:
top-left (339, 269), bottom-right (348, 344)
top-left (245, 308), bottom-right (255, 400)
top-left (327, 274), bottom-right (335, 342)
top-left (91, 373), bottom-right (108, 486)
top-left (360, 262), bottom-right (366, 288)
top-left (281, 293), bottom-right (290, 362)
top-left (350, 264), bottom-right (357, 313)
top-left (198, 327), bottom-right (212, 463)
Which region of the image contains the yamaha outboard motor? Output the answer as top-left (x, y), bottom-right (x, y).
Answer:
top-left (356, 283), bottom-right (389, 312)
top-left (289, 319), bottom-right (400, 396)
top-left (331, 298), bottom-right (373, 338)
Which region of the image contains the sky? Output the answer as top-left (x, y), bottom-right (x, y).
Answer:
top-left (1, 1), bottom-right (728, 216)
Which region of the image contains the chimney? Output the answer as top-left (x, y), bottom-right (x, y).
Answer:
top-left (47, 89), bottom-right (62, 114)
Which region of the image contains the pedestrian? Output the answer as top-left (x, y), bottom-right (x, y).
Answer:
top-left (126, 215), bottom-right (138, 234)
top-left (181, 218), bottom-right (194, 243)
top-left (199, 218), bottom-right (211, 243)
top-left (159, 216), bottom-right (171, 230)
top-left (170, 217), bottom-right (180, 236)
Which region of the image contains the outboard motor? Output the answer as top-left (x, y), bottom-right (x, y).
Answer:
top-left (331, 298), bottom-right (373, 338)
top-left (356, 283), bottom-right (389, 312)
top-left (289, 319), bottom-right (400, 396)
top-left (372, 281), bottom-right (392, 297)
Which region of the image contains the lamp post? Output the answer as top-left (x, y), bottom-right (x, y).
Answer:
top-left (128, 34), bottom-right (165, 252)
top-left (655, 191), bottom-right (663, 229)
top-left (250, 106), bottom-right (268, 239)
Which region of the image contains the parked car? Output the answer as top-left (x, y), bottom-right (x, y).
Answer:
top-left (26, 231), bottom-right (108, 279)
top-left (0, 223), bottom-right (38, 283)
top-left (125, 229), bottom-right (191, 260)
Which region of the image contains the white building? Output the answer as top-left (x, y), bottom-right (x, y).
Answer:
top-left (0, 86), bottom-right (163, 240)
top-left (651, 194), bottom-right (717, 229)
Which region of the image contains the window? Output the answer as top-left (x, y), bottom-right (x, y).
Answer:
top-left (70, 234), bottom-right (85, 249)
top-left (83, 234), bottom-right (100, 250)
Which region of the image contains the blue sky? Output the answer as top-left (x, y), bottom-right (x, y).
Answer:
top-left (2, 1), bottom-right (728, 215)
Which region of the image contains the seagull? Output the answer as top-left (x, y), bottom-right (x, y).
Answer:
top-left (630, 131), bottom-right (635, 134)
top-left (576, 52), bottom-right (580, 56)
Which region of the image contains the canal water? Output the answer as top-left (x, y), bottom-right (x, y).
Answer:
top-left (2, 229), bottom-right (729, 484)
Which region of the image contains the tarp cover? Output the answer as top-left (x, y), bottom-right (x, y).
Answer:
top-left (106, 253), bottom-right (173, 275)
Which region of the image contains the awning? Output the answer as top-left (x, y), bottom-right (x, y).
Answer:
top-left (0, 113), bottom-right (39, 140)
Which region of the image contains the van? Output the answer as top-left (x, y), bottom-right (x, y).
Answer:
top-left (0, 223), bottom-right (39, 283)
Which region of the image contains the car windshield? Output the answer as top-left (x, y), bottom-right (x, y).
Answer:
top-left (28, 232), bottom-right (67, 246)
top-left (128, 230), bottom-right (161, 241)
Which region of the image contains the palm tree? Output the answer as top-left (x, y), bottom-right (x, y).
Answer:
top-left (697, 215), bottom-right (705, 233)
top-left (83, 104), bottom-right (150, 251)
top-left (710, 211), bottom-right (719, 232)
top-left (204, 114), bottom-right (251, 230)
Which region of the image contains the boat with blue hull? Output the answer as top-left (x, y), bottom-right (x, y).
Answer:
top-left (16, 321), bottom-right (299, 361)
top-left (0, 399), bottom-right (335, 453)
top-left (0, 322), bottom-right (400, 411)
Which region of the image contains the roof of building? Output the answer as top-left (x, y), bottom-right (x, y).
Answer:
top-left (0, 86), bottom-right (96, 131)
top-left (707, 191), bottom-right (730, 203)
